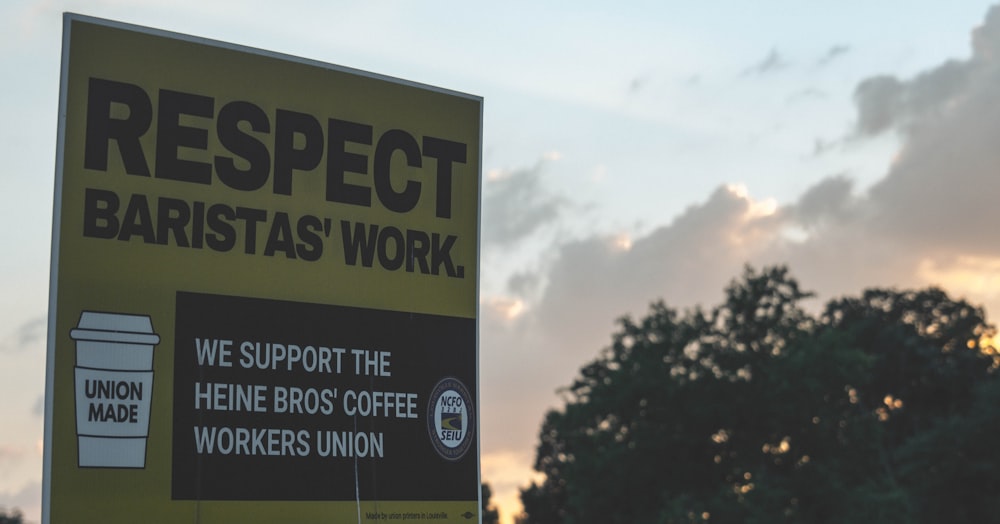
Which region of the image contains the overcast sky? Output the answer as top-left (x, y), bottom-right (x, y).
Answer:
top-left (3, 2), bottom-right (1000, 523)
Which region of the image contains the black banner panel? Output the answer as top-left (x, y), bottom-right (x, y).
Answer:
top-left (171, 291), bottom-right (477, 501)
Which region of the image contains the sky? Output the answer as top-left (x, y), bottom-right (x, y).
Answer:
top-left (3, 1), bottom-right (1000, 523)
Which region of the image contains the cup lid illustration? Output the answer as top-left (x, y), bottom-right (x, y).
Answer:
top-left (70, 311), bottom-right (161, 345)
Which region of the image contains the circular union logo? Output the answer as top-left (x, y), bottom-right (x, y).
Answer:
top-left (427, 377), bottom-right (474, 461)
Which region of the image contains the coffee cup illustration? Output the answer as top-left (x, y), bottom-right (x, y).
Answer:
top-left (71, 311), bottom-right (160, 468)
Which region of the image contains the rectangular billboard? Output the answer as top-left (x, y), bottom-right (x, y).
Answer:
top-left (45, 13), bottom-right (481, 523)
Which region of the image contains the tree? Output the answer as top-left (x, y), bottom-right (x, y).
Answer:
top-left (520, 266), bottom-right (998, 524)
top-left (0, 508), bottom-right (24, 524)
top-left (893, 377), bottom-right (1000, 523)
top-left (482, 483), bottom-right (501, 524)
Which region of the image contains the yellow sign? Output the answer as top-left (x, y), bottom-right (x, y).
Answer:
top-left (44, 13), bottom-right (481, 524)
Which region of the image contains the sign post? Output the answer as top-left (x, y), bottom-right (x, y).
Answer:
top-left (45, 13), bottom-right (481, 523)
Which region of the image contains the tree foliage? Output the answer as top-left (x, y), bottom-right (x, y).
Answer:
top-left (519, 266), bottom-right (999, 524)
top-left (482, 482), bottom-right (501, 524)
top-left (0, 508), bottom-right (24, 524)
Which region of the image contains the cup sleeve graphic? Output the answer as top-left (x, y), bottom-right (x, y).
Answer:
top-left (70, 311), bottom-right (160, 468)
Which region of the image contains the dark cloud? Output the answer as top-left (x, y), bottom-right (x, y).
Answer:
top-left (972, 5), bottom-right (1000, 59)
top-left (481, 164), bottom-right (566, 249)
top-left (853, 60), bottom-right (971, 136)
top-left (816, 44), bottom-right (850, 67)
top-left (534, 185), bottom-right (781, 356)
top-left (790, 175), bottom-right (854, 228)
top-left (507, 270), bottom-right (541, 297)
top-left (0, 317), bottom-right (45, 353)
top-left (744, 48), bottom-right (788, 76)
top-left (812, 137), bottom-right (838, 156)
top-left (866, 86), bottom-right (1000, 255)
top-left (768, 174), bottom-right (921, 302)
top-left (849, 7), bottom-right (1000, 258)
top-left (853, 75), bottom-right (904, 134)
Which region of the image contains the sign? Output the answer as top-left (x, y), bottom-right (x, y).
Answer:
top-left (44, 13), bottom-right (481, 523)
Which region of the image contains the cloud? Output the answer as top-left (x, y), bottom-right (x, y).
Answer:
top-left (852, 60), bottom-right (971, 136)
top-left (787, 88), bottom-right (828, 103)
top-left (525, 186), bottom-right (782, 368)
top-left (0, 480), bottom-right (41, 523)
top-left (0, 445), bottom-right (24, 464)
top-left (848, 6), bottom-right (1000, 263)
top-left (484, 8), bottom-right (1000, 499)
top-left (532, 3), bottom-right (1000, 330)
top-left (628, 75), bottom-right (650, 94)
top-left (973, 4), bottom-right (1000, 59)
top-left (482, 163), bottom-right (566, 249)
top-left (743, 48), bottom-right (788, 76)
top-left (789, 175), bottom-right (854, 229)
top-left (812, 137), bottom-right (839, 156)
top-left (507, 270), bottom-right (542, 299)
top-left (470, 7), bottom-right (1000, 523)
top-left (816, 44), bottom-right (850, 67)
top-left (853, 76), bottom-right (905, 134)
top-left (0, 317), bottom-right (45, 353)
top-left (477, 184), bottom-right (795, 516)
